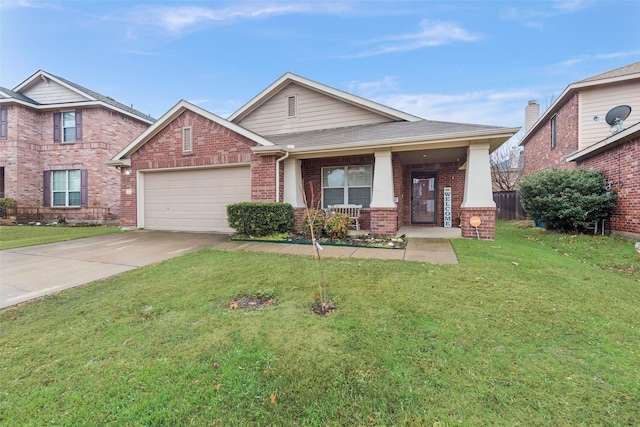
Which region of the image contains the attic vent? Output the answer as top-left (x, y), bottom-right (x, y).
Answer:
top-left (183, 127), bottom-right (192, 153)
top-left (287, 95), bottom-right (297, 118)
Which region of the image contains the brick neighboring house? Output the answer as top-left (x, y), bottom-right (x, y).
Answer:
top-left (0, 70), bottom-right (154, 223)
top-left (520, 62), bottom-right (640, 238)
top-left (109, 73), bottom-right (518, 239)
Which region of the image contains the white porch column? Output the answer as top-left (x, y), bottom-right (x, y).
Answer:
top-left (283, 157), bottom-right (305, 207)
top-left (370, 150), bottom-right (395, 208)
top-left (461, 143), bottom-right (495, 208)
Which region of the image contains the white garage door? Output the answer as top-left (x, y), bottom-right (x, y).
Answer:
top-left (142, 167), bottom-right (251, 232)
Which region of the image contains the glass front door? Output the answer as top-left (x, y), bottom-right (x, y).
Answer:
top-left (411, 172), bottom-right (436, 224)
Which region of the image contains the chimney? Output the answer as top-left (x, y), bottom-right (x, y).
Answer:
top-left (525, 100), bottom-right (540, 133)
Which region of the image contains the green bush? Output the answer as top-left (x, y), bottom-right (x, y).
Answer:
top-left (518, 168), bottom-right (617, 232)
top-left (227, 202), bottom-right (295, 236)
top-left (0, 198), bottom-right (17, 218)
top-left (301, 209), bottom-right (325, 238)
top-left (325, 213), bottom-right (350, 239)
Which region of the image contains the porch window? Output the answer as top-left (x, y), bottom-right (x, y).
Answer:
top-left (322, 165), bottom-right (372, 208)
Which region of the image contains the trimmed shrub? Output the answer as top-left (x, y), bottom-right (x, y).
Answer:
top-left (227, 202), bottom-right (295, 236)
top-left (325, 213), bottom-right (350, 239)
top-left (518, 168), bottom-right (617, 232)
top-left (301, 209), bottom-right (325, 238)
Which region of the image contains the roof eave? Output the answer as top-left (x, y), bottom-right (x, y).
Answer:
top-left (565, 124), bottom-right (640, 162)
top-left (111, 100), bottom-right (273, 163)
top-left (228, 72), bottom-right (422, 123)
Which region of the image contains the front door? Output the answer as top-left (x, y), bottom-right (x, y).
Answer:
top-left (411, 172), bottom-right (436, 224)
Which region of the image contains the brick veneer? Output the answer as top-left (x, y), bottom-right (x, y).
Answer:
top-left (578, 135), bottom-right (640, 238)
top-left (460, 207), bottom-right (496, 240)
top-left (0, 105), bottom-right (149, 222)
top-left (523, 93), bottom-right (579, 175)
top-left (120, 110), bottom-right (276, 228)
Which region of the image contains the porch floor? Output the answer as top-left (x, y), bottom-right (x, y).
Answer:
top-left (353, 226), bottom-right (462, 239)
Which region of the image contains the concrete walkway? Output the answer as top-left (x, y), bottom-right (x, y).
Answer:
top-left (0, 230), bottom-right (457, 309)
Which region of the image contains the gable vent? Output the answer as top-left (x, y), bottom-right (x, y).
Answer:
top-left (287, 95), bottom-right (297, 118)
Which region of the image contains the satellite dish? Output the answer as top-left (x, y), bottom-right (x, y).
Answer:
top-left (605, 105), bottom-right (632, 133)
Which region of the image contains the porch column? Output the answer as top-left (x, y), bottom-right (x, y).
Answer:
top-left (461, 143), bottom-right (496, 239)
top-left (370, 151), bottom-right (395, 208)
top-left (283, 158), bottom-right (304, 208)
top-left (370, 150), bottom-right (398, 236)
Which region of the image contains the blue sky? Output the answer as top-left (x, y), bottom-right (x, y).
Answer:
top-left (2, 0), bottom-right (640, 145)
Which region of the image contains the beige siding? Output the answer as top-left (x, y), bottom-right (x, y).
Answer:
top-left (22, 80), bottom-right (88, 105)
top-left (237, 83), bottom-right (394, 136)
top-left (579, 81), bottom-right (640, 149)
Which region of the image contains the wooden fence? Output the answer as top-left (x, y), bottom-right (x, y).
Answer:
top-left (493, 191), bottom-right (527, 221)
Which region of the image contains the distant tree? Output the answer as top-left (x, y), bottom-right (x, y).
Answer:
top-left (490, 143), bottom-right (523, 191)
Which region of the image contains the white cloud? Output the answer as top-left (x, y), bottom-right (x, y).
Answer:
top-left (115, 2), bottom-right (349, 35)
top-left (502, 0), bottom-right (588, 29)
top-left (0, 0), bottom-right (57, 10)
top-left (349, 19), bottom-right (481, 58)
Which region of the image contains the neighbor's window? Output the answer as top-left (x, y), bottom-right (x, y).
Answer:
top-left (0, 106), bottom-right (7, 140)
top-left (322, 165), bottom-right (372, 208)
top-left (53, 110), bottom-right (82, 143)
top-left (183, 127), bottom-right (192, 153)
top-left (287, 95), bottom-right (297, 118)
top-left (52, 170), bottom-right (81, 207)
top-left (551, 115), bottom-right (557, 148)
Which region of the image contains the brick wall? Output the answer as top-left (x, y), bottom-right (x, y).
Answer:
top-left (0, 105), bottom-right (149, 222)
top-left (121, 110), bottom-right (275, 227)
top-left (523, 93), bottom-right (579, 175)
top-left (401, 162), bottom-right (465, 227)
top-left (579, 135), bottom-right (640, 238)
top-left (461, 207), bottom-right (496, 240)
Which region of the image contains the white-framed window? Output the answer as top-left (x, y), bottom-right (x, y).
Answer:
top-left (287, 95), bottom-right (297, 118)
top-left (550, 115), bottom-right (557, 148)
top-left (62, 112), bottom-right (76, 142)
top-left (52, 170), bottom-right (81, 207)
top-left (183, 127), bottom-right (192, 153)
top-left (322, 165), bottom-right (372, 208)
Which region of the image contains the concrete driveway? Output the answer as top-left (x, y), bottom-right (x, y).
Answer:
top-left (0, 231), bottom-right (229, 309)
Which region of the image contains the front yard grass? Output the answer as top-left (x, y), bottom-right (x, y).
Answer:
top-left (0, 225), bottom-right (121, 250)
top-left (1, 222), bottom-right (639, 425)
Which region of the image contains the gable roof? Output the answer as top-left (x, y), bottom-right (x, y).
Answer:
top-left (228, 72), bottom-right (422, 124)
top-left (0, 86), bottom-right (40, 105)
top-left (5, 70), bottom-right (154, 124)
top-left (109, 100), bottom-right (274, 166)
top-left (520, 61), bottom-right (640, 146)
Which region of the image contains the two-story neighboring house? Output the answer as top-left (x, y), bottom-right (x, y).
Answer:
top-left (0, 70), bottom-right (154, 223)
top-left (520, 62), bottom-right (640, 238)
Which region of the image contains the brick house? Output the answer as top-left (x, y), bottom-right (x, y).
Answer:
top-left (520, 62), bottom-right (640, 238)
top-left (0, 70), bottom-right (154, 223)
top-left (109, 73), bottom-right (518, 238)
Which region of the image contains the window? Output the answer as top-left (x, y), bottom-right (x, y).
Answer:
top-left (183, 127), bottom-right (192, 153)
top-left (287, 95), bottom-right (297, 118)
top-left (53, 110), bottom-right (82, 143)
top-left (551, 115), bottom-right (557, 148)
top-left (43, 170), bottom-right (88, 207)
top-left (0, 106), bottom-right (7, 140)
top-left (322, 165), bottom-right (372, 208)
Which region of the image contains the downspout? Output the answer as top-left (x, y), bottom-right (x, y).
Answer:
top-left (275, 150), bottom-right (290, 202)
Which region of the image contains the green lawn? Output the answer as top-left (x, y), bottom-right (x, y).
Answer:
top-left (0, 225), bottom-right (121, 250)
top-left (1, 222), bottom-right (639, 425)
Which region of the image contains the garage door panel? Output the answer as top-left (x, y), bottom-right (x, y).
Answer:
top-left (143, 167), bottom-right (251, 232)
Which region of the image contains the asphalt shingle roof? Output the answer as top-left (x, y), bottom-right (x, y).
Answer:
top-left (578, 61), bottom-right (640, 83)
top-left (0, 86), bottom-right (40, 105)
top-left (267, 119), bottom-right (507, 148)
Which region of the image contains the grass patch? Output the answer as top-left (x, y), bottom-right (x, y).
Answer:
top-left (0, 225), bottom-right (122, 250)
top-left (1, 222), bottom-right (639, 425)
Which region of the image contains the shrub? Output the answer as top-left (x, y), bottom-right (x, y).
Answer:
top-left (518, 168), bottom-right (617, 232)
top-left (0, 198), bottom-right (17, 218)
top-left (227, 202), bottom-right (295, 236)
top-left (325, 213), bottom-right (350, 239)
top-left (301, 209), bottom-right (325, 238)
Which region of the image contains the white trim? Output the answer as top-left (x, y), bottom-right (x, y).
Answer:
top-left (229, 72), bottom-right (423, 123)
top-left (565, 123), bottom-right (640, 162)
top-left (111, 100), bottom-right (273, 163)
